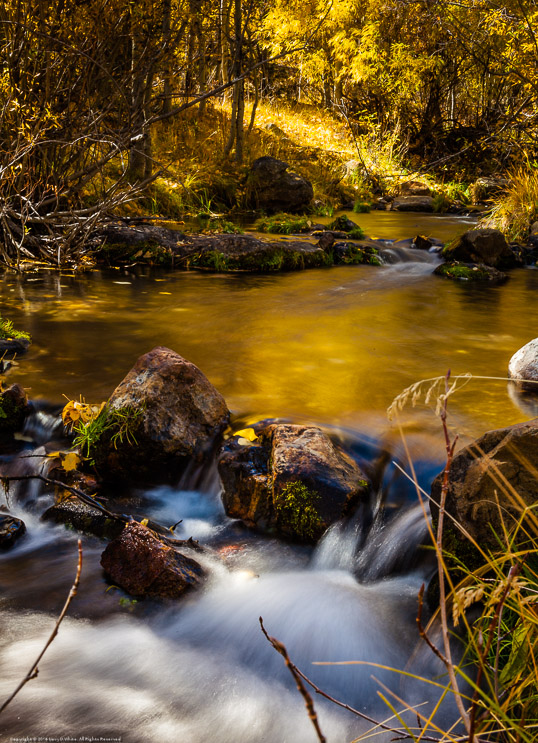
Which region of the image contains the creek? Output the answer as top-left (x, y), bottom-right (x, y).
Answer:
top-left (0, 212), bottom-right (537, 742)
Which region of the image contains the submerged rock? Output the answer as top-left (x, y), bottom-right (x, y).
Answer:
top-left (92, 347), bottom-right (230, 483)
top-left (100, 521), bottom-right (206, 599)
top-left (186, 234), bottom-right (331, 271)
top-left (508, 338), bottom-right (538, 392)
top-left (442, 228), bottom-right (511, 267)
top-left (434, 261), bottom-right (508, 282)
top-left (0, 514), bottom-right (26, 550)
top-left (245, 156), bottom-right (313, 213)
top-left (0, 383), bottom-right (30, 434)
top-left (0, 338), bottom-right (31, 356)
top-left (431, 419), bottom-right (538, 571)
top-left (219, 423), bottom-right (370, 543)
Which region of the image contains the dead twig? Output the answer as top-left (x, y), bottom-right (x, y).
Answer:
top-left (259, 617), bottom-right (327, 743)
top-left (0, 539), bottom-right (83, 715)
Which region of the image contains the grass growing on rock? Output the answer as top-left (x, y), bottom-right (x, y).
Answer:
top-left (255, 213), bottom-right (311, 234)
top-left (0, 316), bottom-right (31, 342)
top-left (69, 403), bottom-right (144, 465)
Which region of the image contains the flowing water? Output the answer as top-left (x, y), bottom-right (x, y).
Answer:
top-left (0, 213), bottom-right (537, 742)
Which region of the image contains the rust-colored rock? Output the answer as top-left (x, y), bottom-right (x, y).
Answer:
top-left (219, 423), bottom-right (370, 543)
top-left (93, 347), bottom-right (230, 482)
top-left (100, 521), bottom-right (206, 599)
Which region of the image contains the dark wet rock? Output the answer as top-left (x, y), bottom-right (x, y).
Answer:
top-left (100, 521), bottom-right (206, 599)
top-left (219, 423), bottom-right (370, 543)
top-left (92, 347), bottom-right (230, 483)
top-left (508, 338), bottom-right (538, 392)
top-left (0, 514), bottom-right (26, 550)
top-left (0, 338), bottom-right (31, 356)
top-left (94, 223), bottom-right (188, 266)
top-left (442, 228), bottom-right (511, 267)
top-left (399, 181), bottom-right (432, 197)
top-left (245, 157), bottom-right (313, 213)
top-left (185, 234), bottom-right (331, 272)
top-left (413, 235), bottom-right (434, 251)
top-left (0, 383), bottom-right (30, 434)
top-left (327, 216), bottom-right (361, 233)
top-left (391, 196), bottom-right (434, 212)
top-left (42, 498), bottom-right (124, 540)
top-left (316, 232), bottom-right (336, 252)
top-left (434, 261), bottom-right (508, 282)
top-left (431, 419), bottom-right (538, 571)
top-left (332, 241), bottom-right (382, 265)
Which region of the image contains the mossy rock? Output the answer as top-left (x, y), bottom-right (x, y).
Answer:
top-left (97, 241), bottom-right (174, 267)
top-left (434, 261), bottom-right (507, 282)
top-left (327, 215), bottom-right (362, 233)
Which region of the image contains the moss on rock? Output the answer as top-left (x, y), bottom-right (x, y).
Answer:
top-left (434, 261), bottom-right (507, 282)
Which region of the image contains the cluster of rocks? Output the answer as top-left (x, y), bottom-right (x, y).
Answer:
top-left (4, 336), bottom-right (538, 606)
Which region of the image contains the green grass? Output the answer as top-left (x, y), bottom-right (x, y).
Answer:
top-left (273, 480), bottom-right (323, 541)
top-left (255, 213), bottom-right (310, 234)
top-left (73, 404), bottom-right (144, 464)
top-left (0, 316), bottom-right (30, 342)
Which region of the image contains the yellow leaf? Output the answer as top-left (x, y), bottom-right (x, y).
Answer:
top-left (140, 518), bottom-right (149, 526)
top-left (47, 451), bottom-right (62, 459)
top-left (234, 427), bottom-right (258, 442)
top-left (61, 451), bottom-right (81, 472)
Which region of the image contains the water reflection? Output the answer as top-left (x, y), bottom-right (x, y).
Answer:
top-left (2, 223), bottom-right (537, 447)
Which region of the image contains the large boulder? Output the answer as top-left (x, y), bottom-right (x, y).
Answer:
top-left (92, 347), bottom-right (230, 482)
top-left (245, 157), bottom-right (313, 213)
top-left (442, 229), bottom-right (511, 267)
top-left (508, 338), bottom-right (538, 392)
top-left (100, 521), bottom-right (206, 599)
top-left (431, 419), bottom-right (538, 570)
top-left (219, 423), bottom-right (370, 543)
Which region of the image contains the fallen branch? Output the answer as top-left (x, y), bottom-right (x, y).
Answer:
top-left (259, 617), bottom-right (327, 743)
top-left (0, 539), bottom-right (83, 716)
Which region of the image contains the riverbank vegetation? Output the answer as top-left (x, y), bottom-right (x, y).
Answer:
top-left (1, 0), bottom-right (538, 268)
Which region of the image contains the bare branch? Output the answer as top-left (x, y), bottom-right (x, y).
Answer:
top-left (0, 540), bottom-right (83, 716)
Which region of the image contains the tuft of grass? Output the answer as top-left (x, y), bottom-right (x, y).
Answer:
top-left (72, 403), bottom-right (144, 465)
top-left (352, 200), bottom-right (371, 213)
top-left (481, 165), bottom-right (538, 241)
top-left (0, 317), bottom-right (31, 342)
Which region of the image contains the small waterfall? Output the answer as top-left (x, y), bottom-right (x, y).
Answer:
top-left (355, 502), bottom-right (434, 581)
top-left (21, 402), bottom-right (64, 445)
top-left (379, 245), bottom-right (440, 265)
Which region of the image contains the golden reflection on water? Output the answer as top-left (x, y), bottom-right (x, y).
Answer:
top-left (2, 256), bottom-right (538, 450)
